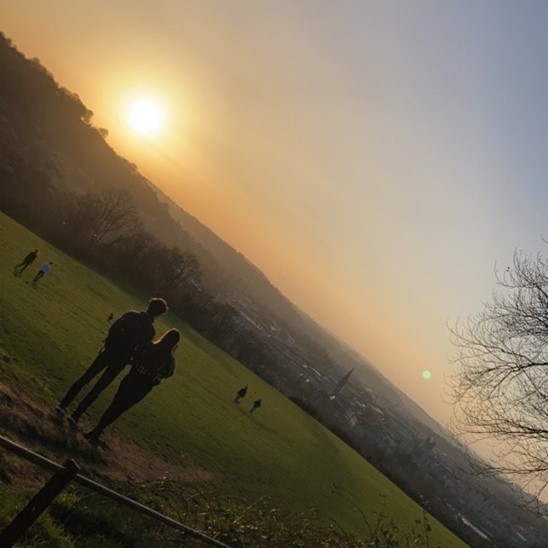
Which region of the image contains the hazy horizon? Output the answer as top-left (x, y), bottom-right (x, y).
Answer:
top-left (5, 1), bottom-right (548, 426)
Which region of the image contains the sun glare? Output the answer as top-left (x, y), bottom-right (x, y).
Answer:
top-left (422, 370), bottom-right (432, 381)
top-left (126, 98), bottom-right (165, 136)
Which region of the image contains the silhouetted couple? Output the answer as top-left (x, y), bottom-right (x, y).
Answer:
top-left (85, 328), bottom-right (179, 444)
top-left (234, 387), bottom-right (262, 414)
top-left (57, 297), bottom-right (178, 443)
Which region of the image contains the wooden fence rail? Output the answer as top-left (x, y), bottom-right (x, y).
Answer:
top-left (0, 434), bottom-right (230, 548)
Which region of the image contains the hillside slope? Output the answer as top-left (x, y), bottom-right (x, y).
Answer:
top-left (0, 211), bottom-right (465, 547)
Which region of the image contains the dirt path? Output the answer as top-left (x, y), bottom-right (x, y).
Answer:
top-left (0, 380), bottom-right (216, 486)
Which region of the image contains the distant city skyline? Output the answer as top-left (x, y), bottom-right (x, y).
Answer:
top-left (5, 1), bottom-right (548, 425)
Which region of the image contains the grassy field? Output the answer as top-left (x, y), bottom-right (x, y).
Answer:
top-left (0, 211), bottom-right (466, 546)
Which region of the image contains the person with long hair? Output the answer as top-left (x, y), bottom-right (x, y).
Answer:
top-left (84, 328), bottom-right (180, 445)
top-left (57, 297), bottom-right (168, 424)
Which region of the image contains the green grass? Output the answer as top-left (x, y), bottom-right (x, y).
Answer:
top-left (0, 211), bottom-right (465, 546)
top-left (0, 483), bottom-right (167, 548)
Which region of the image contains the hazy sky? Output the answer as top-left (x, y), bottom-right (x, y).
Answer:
top-left (5, 1), bottom-right (548, 424)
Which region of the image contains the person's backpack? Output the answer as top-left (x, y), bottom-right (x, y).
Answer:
top-left (104, 311), bottom-right (150, 354)
top-left (133, 345), bottom-right (175, 381)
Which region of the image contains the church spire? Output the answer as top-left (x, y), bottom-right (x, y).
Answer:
top-left (330, 368), bottom-right (354, 397)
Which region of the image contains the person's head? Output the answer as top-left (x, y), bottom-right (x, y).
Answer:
top-left (154, 329), bottom-right (180, 353)
top-left (146, 297), bottom-right (168, 319)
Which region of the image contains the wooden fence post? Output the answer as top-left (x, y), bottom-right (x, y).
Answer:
top-left (0, 458), bottom-right (80, 547)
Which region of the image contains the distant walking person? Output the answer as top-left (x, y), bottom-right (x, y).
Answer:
top-left (32, 261), bottom-right (53, 283)
top-left (84, 329), bottom-right (180, 445)
top-left (14, 249), bottom-right (38, 274)
top-left (57, 297), bottom-right (168, 424)
top-left (234, 386), bottom-right (248, 404)
top-left (249, 399), bottom-right (262, 414)
top-left (107, 313), bottom-right (115, 323)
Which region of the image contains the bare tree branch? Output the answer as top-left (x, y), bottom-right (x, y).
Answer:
top-left (449, 251), bottom-right (548, 505)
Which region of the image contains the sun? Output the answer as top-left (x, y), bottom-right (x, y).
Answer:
top-left (126, 98), bottom-right (165, 136)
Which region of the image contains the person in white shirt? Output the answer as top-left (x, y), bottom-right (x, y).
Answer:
top-left (33, 261), bottom-right (53, 283)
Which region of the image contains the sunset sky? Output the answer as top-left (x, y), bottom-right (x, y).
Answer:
top-left (5, 1), bottom-right (548, 424)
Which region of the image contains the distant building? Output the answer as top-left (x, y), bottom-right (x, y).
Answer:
top-left (329, 368), bottom-right (354, 399)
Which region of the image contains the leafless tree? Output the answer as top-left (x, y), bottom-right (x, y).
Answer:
top-left (449, 251), bottom-right (548, 503)
top-left (65, 189), bottom-right (138, 249)
top-left (163, 248), bottom-right (202, 288)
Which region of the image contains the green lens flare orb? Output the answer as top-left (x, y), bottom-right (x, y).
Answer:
top-left (422, 370), bottom-right (431, 380)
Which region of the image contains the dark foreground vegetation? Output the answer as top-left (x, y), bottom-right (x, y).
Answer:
top-left (1, 474), bottom-right (441, 548)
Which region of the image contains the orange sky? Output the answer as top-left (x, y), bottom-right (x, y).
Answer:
top-left (6, 2), bottom-right (548, 426)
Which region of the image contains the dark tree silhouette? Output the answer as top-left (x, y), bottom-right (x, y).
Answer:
top-left (64, 189), bottom-right (138, 250)
top-left (450, 250), bottom-right (548, 502)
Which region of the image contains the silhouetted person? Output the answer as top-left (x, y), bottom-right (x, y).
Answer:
top-left (234, 386), bottom-right (248, 404)
top-left (84, 329), bottom-right (179, 445)
top-left (32, 261), bottom-right (53, 283)
top-left (14, 249), bottom-right (38, 274)
top-left (57, 297), bottom-right (168, 424)
top-left (107, 313), bottom-right (114, 323)
top-left (249, 399), bottom-right (262, 414)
